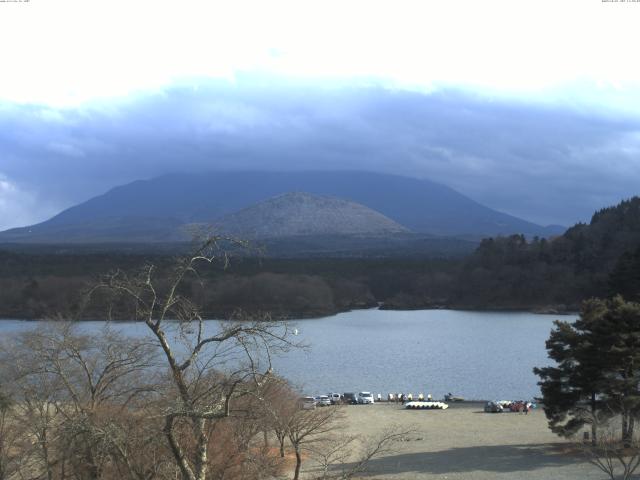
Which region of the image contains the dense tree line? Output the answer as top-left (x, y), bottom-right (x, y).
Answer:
top-left (448, 197), bottom-right (640, 310)
top-left (2, 197), bottom-right (640, 319)
top-left (0, 252), bottom-right (458, 320)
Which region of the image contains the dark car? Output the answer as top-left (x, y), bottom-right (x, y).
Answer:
top-left (342, 392), bottom-right (358, 405)
top-left (444, 393), bottom-right (465, 402)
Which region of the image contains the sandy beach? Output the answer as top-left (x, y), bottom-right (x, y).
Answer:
top-left (308, 402), bottom-right (605, 480)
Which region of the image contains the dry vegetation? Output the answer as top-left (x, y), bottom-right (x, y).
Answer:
top-left (0, 238), bottom-right (405, 480)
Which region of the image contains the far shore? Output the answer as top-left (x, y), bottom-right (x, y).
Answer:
top-left (0, 304), bottom-right (579, 323)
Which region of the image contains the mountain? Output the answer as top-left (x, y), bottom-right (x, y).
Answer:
top-left (0, 171), bottom-right (564, 244)
top-left (215, 192), bottom-right (408, 238)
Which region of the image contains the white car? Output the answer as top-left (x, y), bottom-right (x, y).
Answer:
top-left (315, 395), bottom-right (332, 406)
top-left (299, 397), bottom-right (316, 410)
top-left (357, 392), bottom-right (374, 404)
top-left (327, 393), bottom-right (342, 404)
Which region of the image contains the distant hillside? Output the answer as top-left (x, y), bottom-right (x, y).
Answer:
top-left (215, 192), bottom-right (408, 238)
top-left (2, 198), bottom-right (637, 321)
top-left (0, 171), bottom-right (564, 245)
top-left (437, 196), bottom-right (640, 310)
top-left (0, 217), bottom-right (188, 244)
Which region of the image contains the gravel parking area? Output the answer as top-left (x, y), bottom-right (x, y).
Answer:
top-left (316, 402), bottom-right (605, 480)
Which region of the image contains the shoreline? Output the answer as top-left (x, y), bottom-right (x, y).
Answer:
top-left (0, 304), bottom-right (578, 322)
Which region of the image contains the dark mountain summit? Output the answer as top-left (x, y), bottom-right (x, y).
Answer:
top-left (0, 171), bottom-right (564, 243)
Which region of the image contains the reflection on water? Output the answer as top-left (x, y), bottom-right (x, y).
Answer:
top-left (0, 308), bottom-right (572, 400)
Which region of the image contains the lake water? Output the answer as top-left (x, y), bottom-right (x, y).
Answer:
top-left (0, 309), bottom-right (573, 400)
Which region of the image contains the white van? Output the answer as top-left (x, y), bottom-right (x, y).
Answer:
top-left (328, 393), bottom-right (342, 404)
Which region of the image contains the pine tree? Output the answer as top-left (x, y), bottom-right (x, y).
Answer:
top-left (609, 246), bottom-right (640, 302)
top-left (534, 302), bottom-right (608, 444)
top-left (587, 296), bottom-right (640, 446)
top-left (535, 296), bottom-right (640, 445)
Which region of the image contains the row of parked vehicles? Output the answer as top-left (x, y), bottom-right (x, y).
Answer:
top-left (299, 392), bottom-right (375, 409)
top-left (484, 400), bottom-right (535, 413)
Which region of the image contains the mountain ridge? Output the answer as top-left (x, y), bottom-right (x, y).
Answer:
top-left (0, 170), bottom-right (565, 244)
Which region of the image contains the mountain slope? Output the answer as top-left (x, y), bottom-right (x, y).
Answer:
top-left (0, 171), bottom-right (564, 243)
top-left (215, 192), bottom-right (409, 238)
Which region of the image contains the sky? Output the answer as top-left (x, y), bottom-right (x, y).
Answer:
top-left (1, 0), bottom-right (640, 230)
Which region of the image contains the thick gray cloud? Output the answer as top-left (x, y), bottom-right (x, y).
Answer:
top-left (1, 82), bottom-right (639, 230)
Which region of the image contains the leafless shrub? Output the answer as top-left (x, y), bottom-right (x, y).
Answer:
top-left (575, 409), bottom-right (640, 480)
top-left (309, 427), bottom-right (417, 480)
top-left (0, 390), bottom-right (24, 480)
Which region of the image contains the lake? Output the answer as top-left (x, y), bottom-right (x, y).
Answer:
top-left (0, 308), bottom-right (573, 400)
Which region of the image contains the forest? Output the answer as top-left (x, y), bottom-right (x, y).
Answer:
top-left (1, 197), bottom-right (640, 320)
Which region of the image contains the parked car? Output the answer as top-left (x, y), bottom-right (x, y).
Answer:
top-left (342, 392), bottom-right (358, 405)
top-left (315, 395), bottom-right (331, 406)
top-left (327, 393), bottom-right (342, 405)
top-left (444, 393), bottom-right (465, 402)
top-left (299, 397), bottom-right (316, 410)
top-left (357, 392), bottom-right (375, 404)
top-left (484, 401), bottom-right (504, 413)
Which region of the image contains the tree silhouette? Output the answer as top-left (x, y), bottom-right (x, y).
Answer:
top-left (535, 296), bottom-right (640, 446)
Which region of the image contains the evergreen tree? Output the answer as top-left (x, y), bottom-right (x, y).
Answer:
top-left (535, 296), bottom-right (640, 445)
top-left (609, 246), bottom-right (640, 302)
top-left (588, 296), bottom-right (640, 446)
top-left (534, 301), bottom-right (608, 444)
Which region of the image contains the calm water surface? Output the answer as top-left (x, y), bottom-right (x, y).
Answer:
top-left (0, 309), bottom-right (574, 400)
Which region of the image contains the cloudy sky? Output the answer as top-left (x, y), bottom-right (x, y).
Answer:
top-left (1, 0), bottom-right (640, 230)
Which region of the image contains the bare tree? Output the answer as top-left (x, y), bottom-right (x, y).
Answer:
top-left (287, 405), bottom-right (345, 480)
top-left (257, 376), bottom-right (299, 458)
top-left (201, 399), bottom-right (286, 480)
top-left (0, 323), bottom-right (160, 480)
top-left (2, 363), bottom-right (62, 480)
top-left (306, 435), bottom-right (358, 480)
top-left (1, 331), bottom-right (71, 480)
top-left (575, 407), bottom-right (640, 480)
top-left (0, 388), bottom-right (23, 480)
top-left (0, 237), bottom-right (300, 480)
top-left (90, 237), bottom-right (297, 480)
top-left (308, 428), bottom-right (416, 480)
top-left (258, 377), bottom-right (393, 480)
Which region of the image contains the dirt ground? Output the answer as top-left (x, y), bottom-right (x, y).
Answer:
top-left (304, 402), bottom-right (607, 480)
